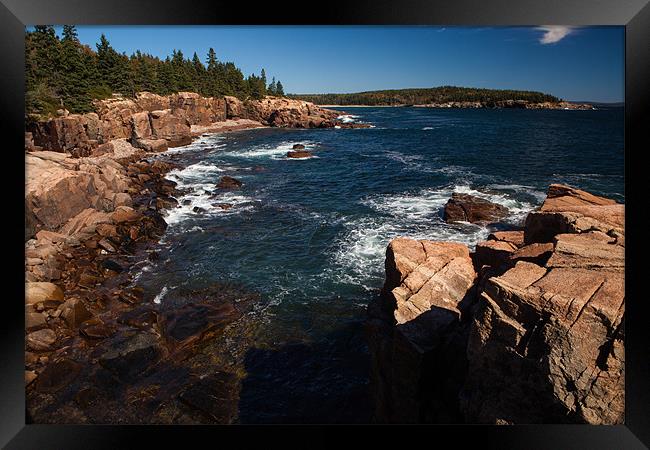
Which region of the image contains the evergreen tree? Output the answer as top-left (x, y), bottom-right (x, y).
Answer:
top-left (268, 77), bottom-right (277, 95)
top-left (60, 25), bottom-right (93, 112)
top-left (260, 68), bottom-right (267, 88)
top-left (191, 52), bottom-right (206, 95)
top-left (25, 29), bottom-right (290, 116)
top-left (275, 80), bottom-right (284, 96)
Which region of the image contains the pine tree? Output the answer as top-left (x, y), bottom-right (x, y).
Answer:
top-left (25, 30), bottom-right (289, 115)
top-left (276, 80), bottom-right (284, 96)
top-left (268, 77), bottom-right (277, 95)
top-left (191, 52), bottom-right (206, 94)
top-left (60, 25), bottom-right (93, 112)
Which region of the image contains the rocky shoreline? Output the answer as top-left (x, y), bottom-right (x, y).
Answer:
top-left (367, 184), bottom-right (624, 424)
top-left (24, 93), bottom-right (356, 423)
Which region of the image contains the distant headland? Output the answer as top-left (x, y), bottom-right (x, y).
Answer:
top-left (289, 86), bottom-right (596, 110)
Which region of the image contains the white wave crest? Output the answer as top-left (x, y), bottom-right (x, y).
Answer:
top-left (237, 141), bottom-right (319, 159)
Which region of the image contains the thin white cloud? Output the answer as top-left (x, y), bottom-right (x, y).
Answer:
top-left (537, 26), bottom-right (575, 44)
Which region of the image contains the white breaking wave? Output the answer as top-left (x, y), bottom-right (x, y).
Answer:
top-left (237, 141), bottom-right (319, 159)
top-left (163, 160), bottom-right (257, 226)
top-left (164, 135), bottom-right (227, 155)
top-left (337, 114), bottom-right (360, 123)
top-left (328, 184), bottom-right (539, 288)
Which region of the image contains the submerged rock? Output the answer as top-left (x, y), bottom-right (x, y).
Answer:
top-left (215, 176), bottom-right (243, 189)
top-left (99, 332), bottom-right (164, 381)
top-left (178, 372), bottom-right (239, 423)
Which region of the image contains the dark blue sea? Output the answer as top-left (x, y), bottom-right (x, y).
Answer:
top-left (137, 106), bottom-right (624, 422)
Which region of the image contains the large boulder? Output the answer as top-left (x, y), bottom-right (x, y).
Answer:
top-left (27, 114), bottom-right (96, 156)
top-left (368, 183), bottom-right (625, 425)
top-left (130, 111), bottom-right (153, 140)
top-left (135, 91), bottom-right (170, 112)
top-left (224, 96), bottom-right (244, 119)
top-left (461, 184), bottom-right (625, 425)
top-left (443, 193), bottom-right (509, 224)
top-left (171, 92), bottom-right (215, 126)
top-left (462, 260), bottom-right (624, 424)
top-left (25, 152), bottom-right (132, 239)
top-left (25, 282), bottom-right (64, 306)
top-left (525, 184), bottom-right (624, 244)
top-left (367, 238), bottom-right (476, 422)
top-left (93, 97), bottom-right (142, 140)
top-left (149, 109), bottom-right (192, 147)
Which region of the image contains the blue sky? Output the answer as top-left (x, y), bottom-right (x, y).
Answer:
top-left (50, 26), bottom-right (623, 102)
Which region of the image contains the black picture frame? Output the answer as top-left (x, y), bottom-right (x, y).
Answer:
top-left (2, 0), bottom-right (648, 447)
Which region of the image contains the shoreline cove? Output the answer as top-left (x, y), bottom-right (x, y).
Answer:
top-left (24, 94), bottom-right (624, 424)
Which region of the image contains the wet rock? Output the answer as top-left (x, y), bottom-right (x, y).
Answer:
top-left (443, 193), bottom-right (508, 224)
top-left (292, 144), bottom-right (305, 150)
top-left (162, 302), bottom-right (239, 345)
top-left (26, 312), bottom-right (48, 332)
top-left (74, 386), bottom-right (103, 409)
top-left (98, 238), bottom-right (118, 253)
top-left (33, 300), bottom-right (61, 312)
top-left (27, 328), bottom-right (57, 351)
top-left (286, 150), bottom-right (313, 158)
top-left (215, 203), bottom-right (233, 210)
top-left (25, 370), bottom-right (37, 386)
top-left (96, 223), bottom-right (118, 238)
top-left (192, 207), bottom-right (206, 213)
top-left (99, 332), bottom-right (163, 380)
top-left (110, 206), bottom-right (141, 224)
top-left (118, 306), bottom-right (158, 329)
top-left (156, 196), bottom-right (178, 210)
top-left (25, 282), bottom-right (64, 306)
top-left (101, 259), bottom-right (124, 273)
top-left (115, 288), bottom-right (145, 305)
top-left (34, 358), bottom-right (82, 393)
top-left (80, 319), bottom-right (116, 339)
top-left (60, 298), bottom-right (94, 329)
top-left (78, 272), bottom-right (102, 289)
top-left (335, 121), bottom-right (371, 128)
top-left (215, 176), bottom-right (243, 189)
top-left (182, 199), bottom-right (192, 205)
top-left (178, 372), bottom-right (239, 423)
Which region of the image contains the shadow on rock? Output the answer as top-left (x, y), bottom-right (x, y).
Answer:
top-left (238, 320), bottom-right (372, 423)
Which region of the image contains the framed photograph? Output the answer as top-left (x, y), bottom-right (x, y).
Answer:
top-left (2, 0), bottom-right (648, 447)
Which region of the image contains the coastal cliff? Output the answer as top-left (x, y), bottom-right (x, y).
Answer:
top-left (25, 92), bottom-right (344, 157)
top-left (23, 94), bottom-right (348, 423)
top-left (367, 184), bottom-right (624, 424)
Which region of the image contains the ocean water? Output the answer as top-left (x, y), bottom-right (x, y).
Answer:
top-left (136, 106), bottom-right (624, 422)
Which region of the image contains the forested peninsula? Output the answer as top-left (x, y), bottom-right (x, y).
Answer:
top-left (290, 87), bottom-right (594, 109)
top-left (25, 26), bottom-right (285, 118)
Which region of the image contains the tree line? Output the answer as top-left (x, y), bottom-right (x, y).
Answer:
top-left (25, 26), bottom-right (285, 117)
top-left (289, 86), bottom-right (560, 106)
